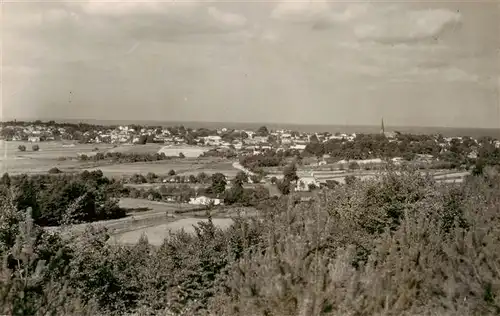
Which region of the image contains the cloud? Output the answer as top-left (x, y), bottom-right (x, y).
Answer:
top-left (80, 0), bottom-right (198, 16)
top-left (208, 7), bottom-right (247, 27)
top-left (355, 9), bottom-right (462, 44)
top-left (386, 64), bottom-right (480, 84)
top-left (271, 1), bottom-right (461, 45)
top-left (271, 0), bottom-right (330, 23)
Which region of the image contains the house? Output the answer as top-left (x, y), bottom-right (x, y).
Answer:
top-left (467, 150), bottom-right (478, 159)
top-left (205, 135), bottom-right (222, 146)
top-left (291, 144), bottom-right (306, 151)
top-left (253, 136), bottom-right (268, 144)
top-left (296, 173), bottom-right (320, 192)
top-left (189, 196), bottom-right (222, 206)
top-left (28, 136), bottom-right (41, 143)
top-left (316, 160), bottom-right (327, 166)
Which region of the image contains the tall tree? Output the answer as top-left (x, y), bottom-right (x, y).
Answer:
top-left (210, 173), bottom-right (227, 196)
top-left (256, 126), bottom-right (269, 137)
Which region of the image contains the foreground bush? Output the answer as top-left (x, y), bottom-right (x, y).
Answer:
top-left (1, 170), bottom-right (126, 227)
top-left (1, 168), bottom-right (500, 315)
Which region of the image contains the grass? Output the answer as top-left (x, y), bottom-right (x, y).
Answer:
top-left (84, 159), bottom-right (237, 178)
top-left (105, 144), bottom-right (164, 154)
top-left (0, 140), bottom-right (239, 178)
top-left (119, 198), bottom-right (200, 213)
top-left (110, 217), bottom-right (234, 246)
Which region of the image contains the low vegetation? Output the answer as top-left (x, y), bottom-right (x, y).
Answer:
top-left (1, 163), bottom-right (500, 315)
top-left (78, 151), bottom-right (172, 163)
top-left (0, 170), bottom-right (126, 227)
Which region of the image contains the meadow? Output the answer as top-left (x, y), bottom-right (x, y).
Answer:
top-left (0, 141), bottom-right (237, 177)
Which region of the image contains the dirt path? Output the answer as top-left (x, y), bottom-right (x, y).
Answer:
top-left (232, 161), bottom-right (255, 176)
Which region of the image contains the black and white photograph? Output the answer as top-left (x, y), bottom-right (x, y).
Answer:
top-left (1, 0), bottom-right (499, 315)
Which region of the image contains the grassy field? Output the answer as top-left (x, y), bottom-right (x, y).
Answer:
top-left (84, 158), bottom-right (237, 177)
top-left (105, 143), bottom-right (164, 154)
top-left (110, 217), bottom-right (234, 246)
top-left (0, 141), bottom-right (240, 178)
top-left (0, 141), bottom-right (113, 174)
top-left (158, 145), bottom-right (211, 158)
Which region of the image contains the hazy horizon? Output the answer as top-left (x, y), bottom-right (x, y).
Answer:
top-left (3, 1), bottom-right (500, 128)
top-left (4, 117), bottom-right (500, 139)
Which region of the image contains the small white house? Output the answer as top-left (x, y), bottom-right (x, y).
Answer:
top-left (28, 136), bottom-right (41, 143)
top-left (189, 196), bottom-right (222, 206)
top-left (467, 150), bottom-right (478, 159)
top-left (296, 174), bottom-right (320, 192)
top-left (291, 144), bottom-right (306, 151)
top-left (205, 136), bottom-right (222, 146)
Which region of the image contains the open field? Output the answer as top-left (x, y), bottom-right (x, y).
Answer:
top-left (0, 141), bottom-right (239, 177)
top-left (158, 145), bottom-right (212, 158)
top-left (46, 198), bottom-right (204, 236)
top-left (0, 140), bottom-right (114, 159)
top-left (45, 197), bottom-right (238, 246)
top-left (105, 143), bottom-right (164, 154)
top-left (110, 217), bottom-right (234, 245)
top-left (0, 141), bottom-right (113, 174)
top-left (119, 198), bottom-right (201, 213)
top-left (85, 158), bottom-right (237, 177)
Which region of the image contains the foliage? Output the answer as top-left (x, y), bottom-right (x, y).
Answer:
top-left (2, 166), bottom-right (500, 315)
top-left (18, 145), bottom-right (26, 152)
top-left (209, 173), bottom-right (227, 196)
top-left (48, 167), bottom-right (62, 174)
top-left (2, 171), bottom-right (125, 227)
top-left (283, 161), bottom-right (299, 183)
top-left (78, 151), bottom-right (171, 163)
top-left (255, 126), bottom-right (269, 136)
top-left (32, 144), bottom-right (40, 152)
top-left (234, 171), bottom-right (248, 184)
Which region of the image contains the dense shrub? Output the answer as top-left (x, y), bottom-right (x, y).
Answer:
top-left (2, 167), bottom-right (500, 315)
top-left (2, 170), bottom-right (125, 226)
top-left (78, 151), bottom-right (172, 163)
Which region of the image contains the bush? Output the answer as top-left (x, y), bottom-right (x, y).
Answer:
top-left (18, 145), bottom-right (26, 152)
top-left (32, 144), bottom-right (40, 152)
top-left (348, 161), bottom-right (360, 170)
top-left (48, 167), bottom-right (62, 174)
top-left (5, 171), bottom-right (125, 226)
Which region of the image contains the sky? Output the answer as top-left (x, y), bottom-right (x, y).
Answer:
top-left (2, 0), bottom-right (500, 128)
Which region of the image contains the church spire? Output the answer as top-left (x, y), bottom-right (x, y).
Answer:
top-left (381, 117), bottom-right (385, 134)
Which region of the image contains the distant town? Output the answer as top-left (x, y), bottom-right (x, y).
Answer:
top-left (2, 119), bottom-right (499, 152)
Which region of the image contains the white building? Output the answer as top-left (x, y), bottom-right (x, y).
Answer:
top-left (291, 144), bottom-right (306, 151)
top-left (296, 173), bottom-right (320, 192)
top-left (205, 135), bottom-right (222, 146)
top-left (189, 196), bottom-right (222, 206)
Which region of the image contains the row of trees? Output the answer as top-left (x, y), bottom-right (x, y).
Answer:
top-left (78, 151), bottom-right (175, 163)
top-left (126, 171), bottom-right (212, 185)
top-left (17, 144), bottom-right (39, 152)
top-left (239, 149), bottom-right (301, 172)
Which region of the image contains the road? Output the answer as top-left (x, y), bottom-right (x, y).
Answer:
top-left (232, 161), bottom-right (255, 176)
